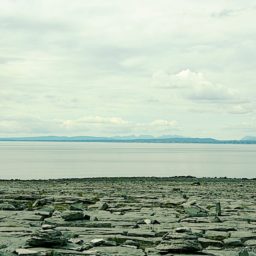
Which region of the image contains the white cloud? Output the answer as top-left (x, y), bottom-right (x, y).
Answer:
top-left (228, 105), bottom-right (254, 115)
top-left (61, 116), bottom-right (128, 129)
top-left (0, 0), bottom-right (256, 139)
top-left (60, 116), bottom-right (178, 136)
top-left (153, 69), bottom-right (237, 101)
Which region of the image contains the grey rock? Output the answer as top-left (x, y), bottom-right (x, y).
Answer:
top-left (61, 211), bottom-right (90, 221)
top-left (204, 231), bottom-right (229, 241)
top-left (156, 239), bottom-right (202, 253)
top-left (70, 203), bottom-right (84, 211)
top-left (224, 238), bottom-right (243, 247)
top-left (239, 248), bottom-right (250, 256)
top-left (184, 205), bottom-right (208, 217)
top-left (15, 248), bottom-right (40, 256)
top-left (0, 203), bottom-right (16, 210)
top-left (158, 229), bottom-right (202, 253)
top-left (216, 202), bottom-right (221, 216)
top-left (98, 202), bottom-right (109, 210)
top-left (27, 229), bottom-right (67, 247)
top-left (199, 237), bottom-right (223, 248)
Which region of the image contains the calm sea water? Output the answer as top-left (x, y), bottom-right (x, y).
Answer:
top-left (0, 142), bottom-right (255, 179)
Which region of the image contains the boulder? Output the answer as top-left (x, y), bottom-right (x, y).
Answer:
top-left (27, 229), bottom-right (67, 247)
top-left (157, 227), bottom-right (202, 253)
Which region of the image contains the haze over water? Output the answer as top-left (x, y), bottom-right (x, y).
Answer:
top-left (0, 142), bottom-right (255, 179)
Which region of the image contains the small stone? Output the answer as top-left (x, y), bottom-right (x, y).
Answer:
top-left (15, 248), bottom-right (39, 255)
top-left (36, 206), bottom-right (55, 218)
top-left (175, 227), bottom-right (191, 233)
top-left (244, 240), bottom-right (256, 246)
top-left (184, 205), bottom-right (208, 217)
top-left (216, 202), bottom-right (221, 216)
top-left (70, 203), bottom-right (84, 211)
top-left (61, 211), bottom-right (90, 221)
top-left (27, 229), bottom-right (67, 247)
top-left (41, 224), bottom-right (56, 230)
top-left (123, 240), bottom-right (139, 247)
top-left (204, 231), bottom-right (229, 241)
top-left (199, 237), bottom-right (223, 248)
top-left (98, 202), bottom-right (109, 210)
top-left (90, 238), bottom-right (106, 246)
top-left (91, 216), bottom-right (99, 221)
top-left (144, 219), bottom-right (151, 225)
top-left (69, 238), bottom-right (84, 244)
top-left (238, 248), bottom-right (250, 256)
top-left (0, 203), bottom-right (16, 210)
top-left (224, 238), bottom-right (243, 247)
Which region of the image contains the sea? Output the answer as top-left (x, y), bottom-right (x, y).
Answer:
top-left (0, 142), bottom-right (255, 179)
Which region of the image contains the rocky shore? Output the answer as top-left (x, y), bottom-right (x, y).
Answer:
top-left (0, 177), bottom-right (255, 255)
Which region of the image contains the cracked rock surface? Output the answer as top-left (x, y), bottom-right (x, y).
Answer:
top-left (0, 177), bottom-right (255, 255)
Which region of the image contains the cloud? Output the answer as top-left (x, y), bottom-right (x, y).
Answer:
top-left (153, 69), bottom-right (242, 102)
top-left (228, 105), bottom-right (254, 115)
top-left (61, 116), bottom-right (128, 129)
top-left (0, 0), bottom-right (256, 139)
top-left (60, 116), bottom-right (178, 135)
top-left (0, 116), bottom-right (58, 136)
top-left (153, 69), bottom-right (249, 104)
top-left (222, 119), bottom-right (256, 133)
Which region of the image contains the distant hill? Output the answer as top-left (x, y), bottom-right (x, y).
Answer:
top-left (241, 136), bottom-right (256, 141)
top-left (1, 135), bottom-right (256, 144)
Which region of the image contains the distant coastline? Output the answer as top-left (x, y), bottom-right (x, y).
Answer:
top-left (1, 176), bottom-right (256, 181)
top-left (0, 135), bottom-right (256, 144)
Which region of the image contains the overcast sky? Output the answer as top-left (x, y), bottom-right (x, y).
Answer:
top-left (0, 0), bottom-right (256, 139)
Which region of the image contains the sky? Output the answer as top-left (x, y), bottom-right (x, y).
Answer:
top-left (0, 0), bottom-right (256, 139)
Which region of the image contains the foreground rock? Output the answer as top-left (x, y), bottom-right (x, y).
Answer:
top-left (0, 177), bottom-right (255, 255)
top-left (156, 227), bottom-right (202, 253)
top-left (27, 229), bottom-right (67, 247)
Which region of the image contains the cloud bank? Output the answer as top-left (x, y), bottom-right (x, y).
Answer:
top-left (0, 0), bottom-right (256, 139)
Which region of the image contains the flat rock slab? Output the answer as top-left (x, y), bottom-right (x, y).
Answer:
top-left (0, 178), bottom-right (255, 255)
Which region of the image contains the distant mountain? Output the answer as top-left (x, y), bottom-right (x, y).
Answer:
top-left (1, 135), bottom-right (256, 144)
top-left (241, 136), bottom-right (256, 141)
top-left (112, 135), bottom-right (184, 140)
